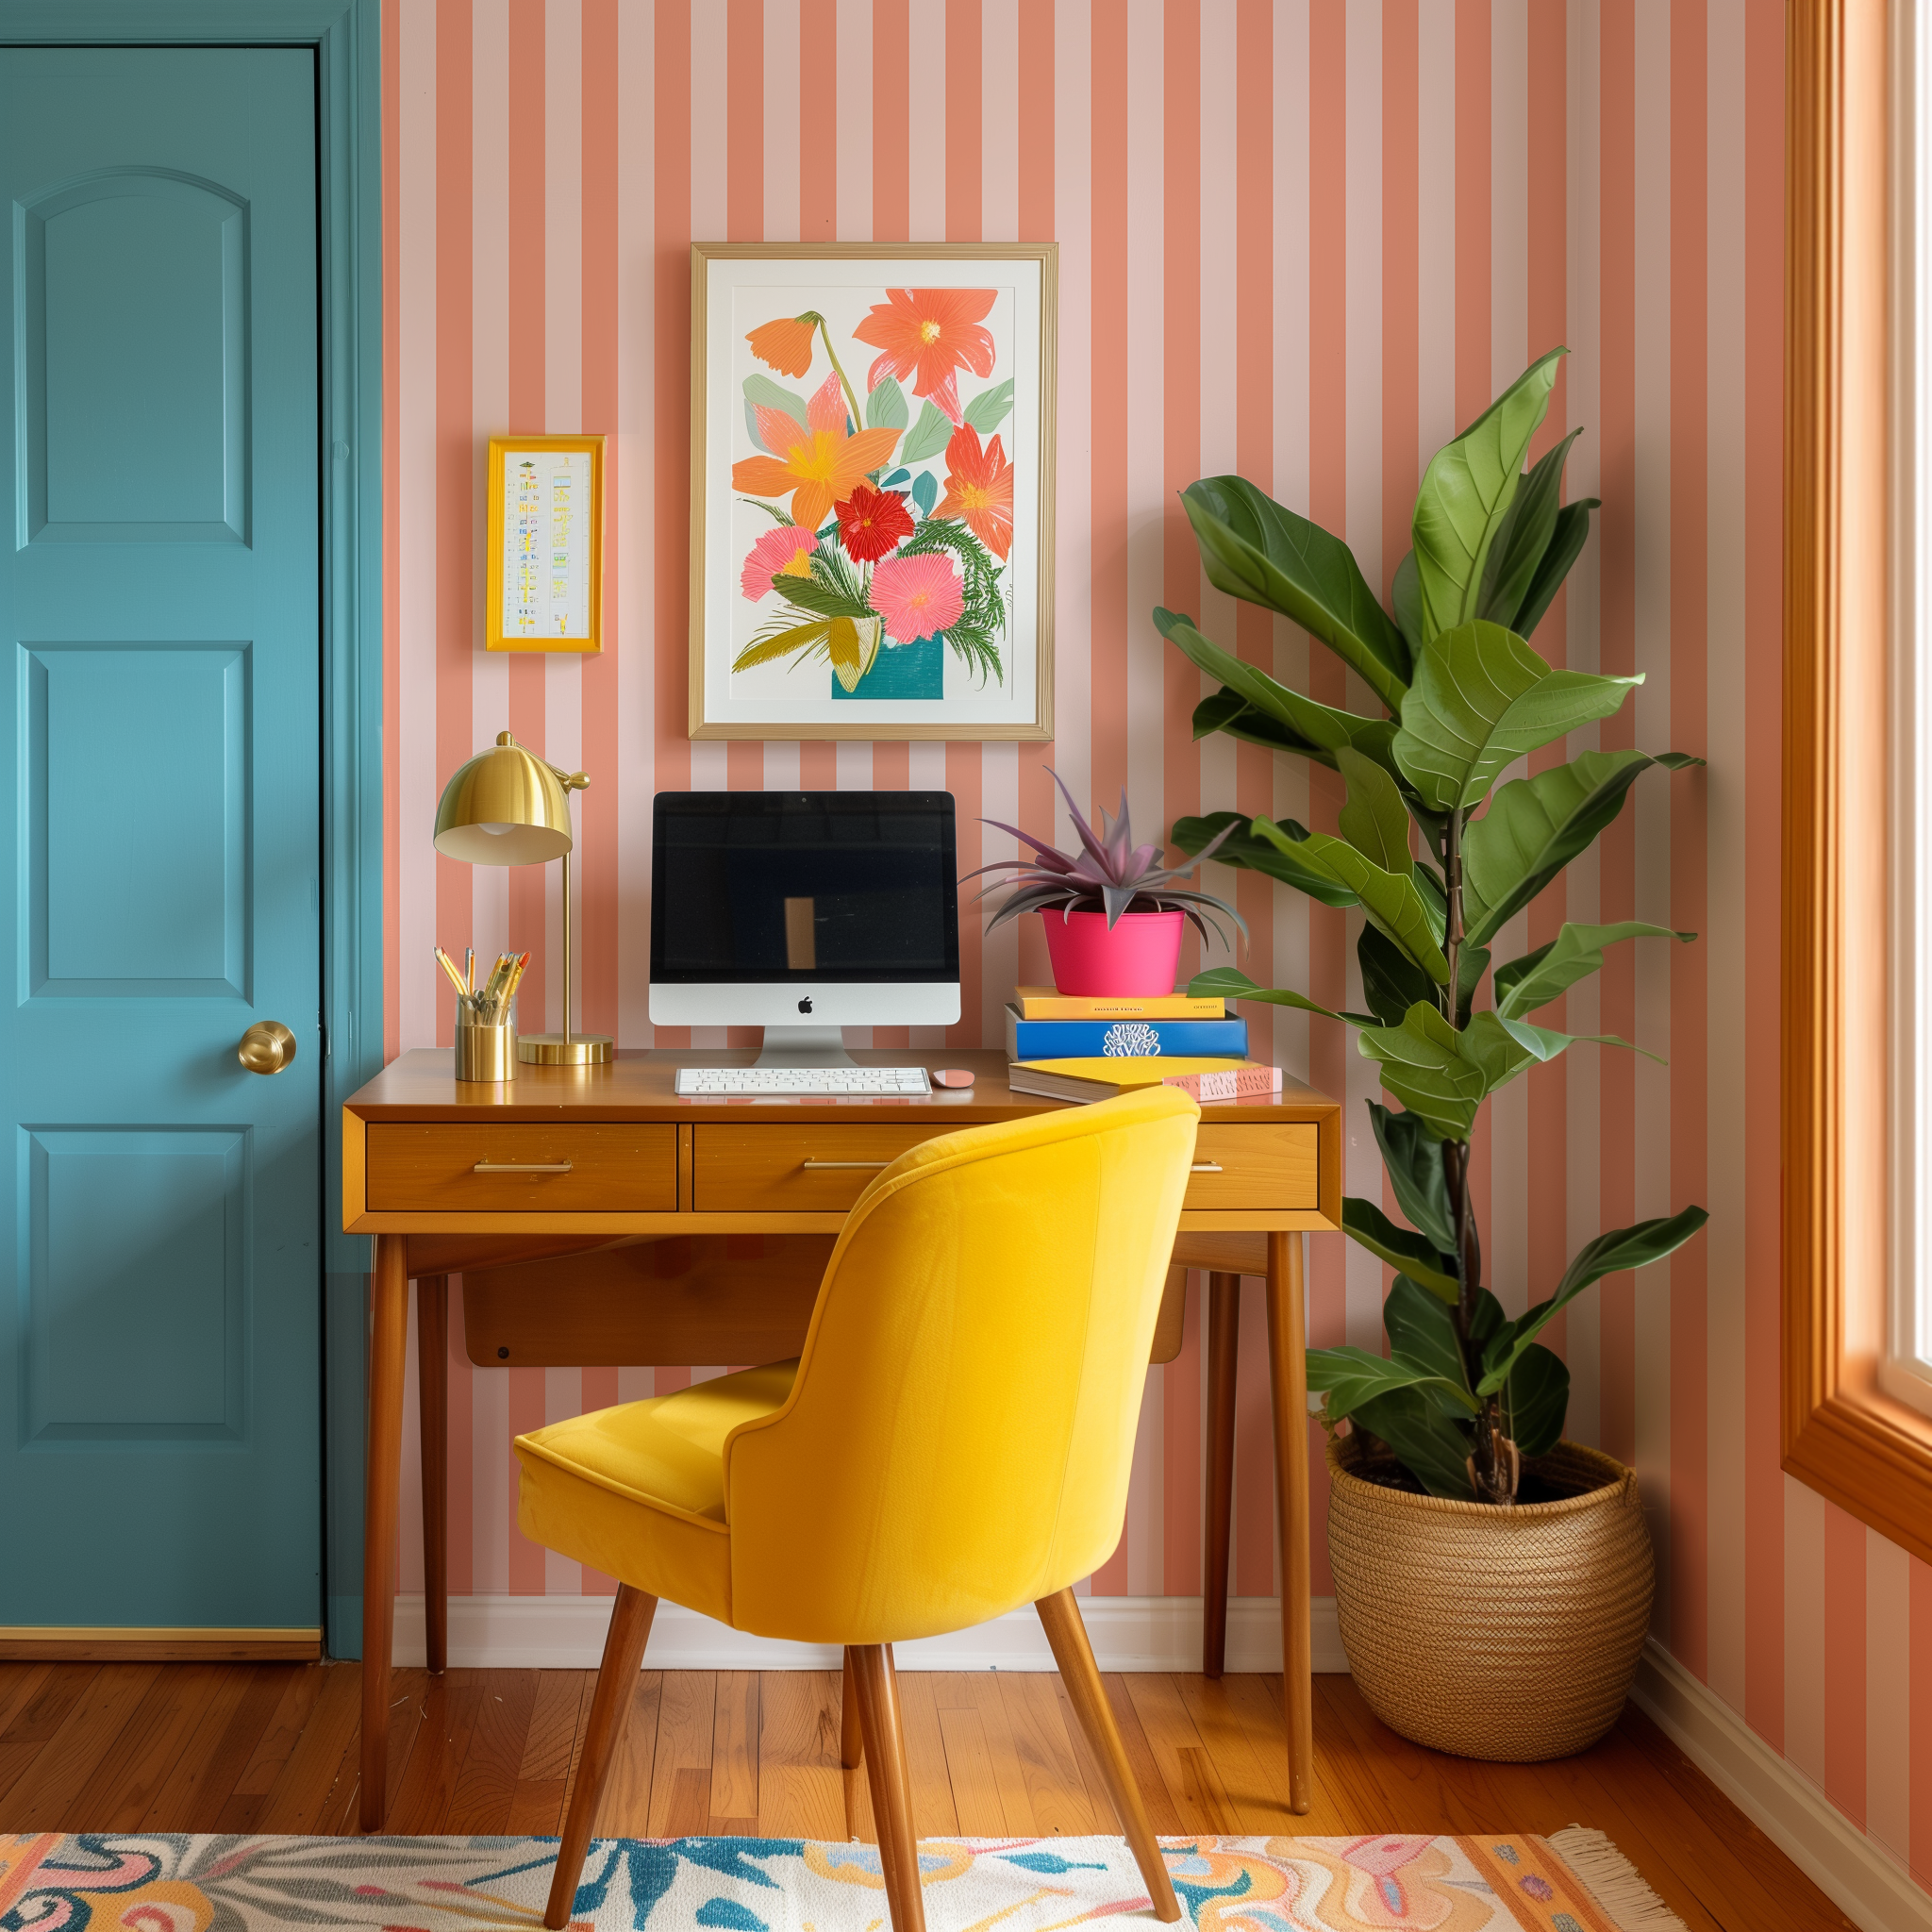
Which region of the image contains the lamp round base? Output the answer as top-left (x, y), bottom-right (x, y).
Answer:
top-left (515, 1032), bottom-right (614, 1065)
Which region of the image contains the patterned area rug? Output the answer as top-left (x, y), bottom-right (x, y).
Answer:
top-left (0, 1828), bottom-right (1687, 1931)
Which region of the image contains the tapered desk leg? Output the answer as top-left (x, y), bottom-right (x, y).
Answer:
top-left (1203, 1272), bottom-right (1241, 1678)
top-left (1264, 1231), bottom-right (1313, 1814)
top-left (418, 1274), bottom-right (449, 1675)
top-left (359, 1233), bottom-right (409, 1833)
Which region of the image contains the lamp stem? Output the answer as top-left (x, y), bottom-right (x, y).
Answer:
top-left (561, 846), bottom-right (573, 1044)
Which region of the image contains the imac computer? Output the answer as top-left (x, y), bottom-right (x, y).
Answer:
top-left (650, 791), bottom-right (960, 1091)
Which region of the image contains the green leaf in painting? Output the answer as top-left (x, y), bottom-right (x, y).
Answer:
top-left (1335, 747), bottom-right (1415, 874)
top-left (1347, 1386), bottom-right (1475, 1498)
top-left (1257, 826), bottom-right (1450, 983)
top-left (1476, 1206), bottom-right (1711, 1396)
top-left (1171, 812), bottom-right (1360, 910)
top-left (1357, 924), bottom-right (1434, 1028)
top-left (1157, 608), bottom-right (1398, 770)
top-left (1356, 1003), bottom-right (1490, 1140)
top-left (910, 469), bottom-right (939, 516)
top-left (773, 573), bottom-right (872, 621)
top-left (1493, 921), bottom-right (1695, 1019)
top-left (963, 377), bottom-right (1015, 433)
top-left (899, 399), bottom-right (955, 464)
top-left (1476, 428), bottom-right (1582, 630)
top-left (1411, 346), bottom-right (1566, 641)
top-left (1512, 497), bottom-right (1599, 641)
top-left (1186, 965), bottom-right (1374, 1026)
top-left (1460, 748), bottom-right (1705, 946)
top-left (1367, 1100), bottom-right (1457, 1255)
top-left (1503, 1343), bottom-right (1571, 1457)
top-left (866, 375), bottom-right (909, 432)
top-left (731, 616), bottom-right (832, 672)
top-left (1306, 1344), bottom-right (1480, 1420)
top-left (1391, 620), bottom-right (1642, 811)
top-left (1180, 477), bottom-right (1412, 708)
top-left (1341, 1198), bottom-right (1460, 1303)
top-left (744, 372), bottom-right (811, 435)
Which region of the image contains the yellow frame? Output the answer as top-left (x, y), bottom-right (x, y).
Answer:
top-left (689, 242), bottom-right (1058, 741)
top-left (485, 434), bottom-right (606, 654)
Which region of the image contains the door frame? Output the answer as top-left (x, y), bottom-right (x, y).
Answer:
top-left (0, 2), bottom-right (384, 1648)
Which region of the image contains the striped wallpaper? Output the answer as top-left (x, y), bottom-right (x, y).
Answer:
top-left (379, 0), bottom-right (1932, 1890)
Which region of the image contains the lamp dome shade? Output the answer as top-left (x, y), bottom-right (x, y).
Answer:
top-left (433, 732), bottom-right (575, 865)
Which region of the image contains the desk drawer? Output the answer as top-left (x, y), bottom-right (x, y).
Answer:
top-left (692, 1124), bottom-right (933, 1212)
top-left (365, 1124), bottom-right (677, 1211)
top-left (1184, 1124), bottom-right (1320, 1210)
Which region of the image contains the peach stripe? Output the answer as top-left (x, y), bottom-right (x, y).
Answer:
top-left (506, 1366), bottom-right (546, 1594)
top-left (1086, 9), bottom-right (1128, 811)
top-left (1823, 1503), bottom-right (1868, 1824)
top-left (872, 0), bottom-right (908, 240)
top-left (946, 0), bottom-right (982, 241)
top-left (800, 0), bottom-right (838, 236)
top-left (1913, 1557), bottom-right (1932, 1883)
top-left (1453, 0), bottom-right (1491, 429)
top-left (1666, 0), bottom-right (1710, 1678)
top-left (445, 1279), bottom-right (475, 1598)
top-left (1163, 1274), bottom-right (1203, 1596)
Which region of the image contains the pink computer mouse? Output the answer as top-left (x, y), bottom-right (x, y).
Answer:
top-left (931, 1067), bottom-right (975, 1090)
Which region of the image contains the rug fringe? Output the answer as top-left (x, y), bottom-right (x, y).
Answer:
top-left (1544, 1825), bottom-right (1690, 1932)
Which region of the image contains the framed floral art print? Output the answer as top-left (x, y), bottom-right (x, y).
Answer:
top-left (689, 242), bottom-right (1058, 740)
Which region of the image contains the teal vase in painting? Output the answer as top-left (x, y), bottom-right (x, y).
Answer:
top-left (832, 633), bottom-right (943, 701)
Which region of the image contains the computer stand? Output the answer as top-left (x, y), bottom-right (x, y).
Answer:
top-left (754, 1024), bottom-right (858, 1068)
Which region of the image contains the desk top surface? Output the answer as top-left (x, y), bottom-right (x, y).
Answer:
top-left (346, 1047), bottom-right (1339, 1126)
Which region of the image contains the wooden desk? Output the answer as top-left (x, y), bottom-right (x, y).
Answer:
top-left (344, 1048), bottom-right (1341, 1833)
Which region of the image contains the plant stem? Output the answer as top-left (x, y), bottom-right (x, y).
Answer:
top-left (809, 313), bottom-right (870, 443)
top-left (1442, 806), bottom-right (1463, 1024)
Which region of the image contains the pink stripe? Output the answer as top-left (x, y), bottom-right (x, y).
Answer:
top-left (1453, 0), bottom-right (1491, 430)
top-left (1086, 9), bottom-right (1128, 813)
top-left (728, 0), bottom-right (763, 240)
top-left (1823, 1504), bottom-right (1868, 1824)
top-left (1912, 1557), bottom-right (1932, 1883)
top-left (445, 1279), bottom-right (475, 1598)
top-left (1162, 1273), bottom-right (1203, 1596)
top-left (507, 1366), bottom-right (546, 1594)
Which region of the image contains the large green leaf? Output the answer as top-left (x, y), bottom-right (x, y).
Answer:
top-left (1341, 1197), bottom-right (1460, 1303)
top-left (1368, 1101), bottom-right (1456, 1253)
top-left (865, 375), bottom-right (909, 431)
top-left (1357, 924), bottom-right (1435, 1027)
top-left (963, 377), bottom-right (1014, 433)
top-left (1381, 1274), bottom-right (1490, 1396)
top-left (1454, 943), bottom-right (1491, 1027)
top-left (1494, 921), bottom-right (1696, 1019)
top-left (1512, 497), bottom-right (1599, 641)
top-left (1307, 1344), bottom-right (1479, 1419)
top-left (1262, 825), bottom-right (1450, 983)
top-left (1477, 1206), bottom-right (1710, 1396)
top-left (1503, 1343), bottom-right (1571, 1457)
top-left (1356, 1003), bottom-right (1491, 1140)
top-left (1187, 965), bottom-right (1374, 1026)
top-left (1180, 478), bottom-right (1411, 708)
top-left (1158, 608), bottom-right (1397, 768)
top-left (1477, 428), bottom-right (1581, 630)
top-left (1461, 748), bottom-right (1705, 946)
top-left (1392, 621), bottom-right (1642, 811)
top-left (1348, 1386), bottom-right (1475, 1498)
top-left (1390, 549), bottom-right (1424, 657)
top-left (1411, 347), bottom-right (1566, 640)
top-left (1335, 747), bottom-right (1415, 873)
top-left (1171, 812), bottom-right (1359, 910)
top-left (899, 398), bottom-right (954, 463)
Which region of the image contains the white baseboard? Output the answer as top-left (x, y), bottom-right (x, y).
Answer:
top-left (391, 1592), bottom-right (1348, 1675)
top-left (1630, 1640), bottom-right (1932, 1932)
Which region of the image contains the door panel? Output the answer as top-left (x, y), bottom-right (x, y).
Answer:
top-left (0, 48), bottom-right (322, 1634)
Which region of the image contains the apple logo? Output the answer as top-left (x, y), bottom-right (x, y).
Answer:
top-left (797, 995), bottom-right (813, 1014)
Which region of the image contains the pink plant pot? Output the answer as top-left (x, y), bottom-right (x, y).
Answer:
top-left (1040, 908), bottom-right (1186, 997)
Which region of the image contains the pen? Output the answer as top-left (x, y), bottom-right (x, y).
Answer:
top-left (433, 945), bottom-right (472, 1003)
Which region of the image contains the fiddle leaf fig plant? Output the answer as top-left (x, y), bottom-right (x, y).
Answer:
top-left (1164, 346), bottom-right (1709, 1507)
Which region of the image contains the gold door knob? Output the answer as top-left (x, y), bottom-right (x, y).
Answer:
top-left (239, 1021), bottom-right (298, 1074)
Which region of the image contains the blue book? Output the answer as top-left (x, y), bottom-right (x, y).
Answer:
top-left (1005, 1006), bottom-right (1249, 1061)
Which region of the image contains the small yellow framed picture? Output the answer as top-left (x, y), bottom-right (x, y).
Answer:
top-left (485, 434), bottom-right (606, 652)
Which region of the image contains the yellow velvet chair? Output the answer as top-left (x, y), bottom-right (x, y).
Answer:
top-left (513, 1085), bottom-right (1202, 1932)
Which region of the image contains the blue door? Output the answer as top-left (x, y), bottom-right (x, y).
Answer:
top-left (0, 49), bottom-right (322, 1636)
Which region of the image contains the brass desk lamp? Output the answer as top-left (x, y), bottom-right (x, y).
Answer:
top-left (433, 730), bottom-right (613, 1065)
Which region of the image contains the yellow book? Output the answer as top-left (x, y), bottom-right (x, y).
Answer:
top-left (1015, 985), bottom-right (1225, 1020)
top-left (1007, 1057), bottom-right (1282, 1104)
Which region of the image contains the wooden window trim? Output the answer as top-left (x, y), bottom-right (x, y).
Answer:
top-left (1784, 0), bottom-right (1932, 1563)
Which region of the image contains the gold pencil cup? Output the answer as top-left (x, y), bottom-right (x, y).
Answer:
top-left (454, 1018), bottom-right (517, 1083)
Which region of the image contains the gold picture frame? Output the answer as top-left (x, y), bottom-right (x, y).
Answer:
top-left (690, 242), bottom-right (1057, 741)
top-left (485, 433), bottom-right (606, 653)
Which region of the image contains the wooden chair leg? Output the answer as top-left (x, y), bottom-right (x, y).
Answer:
top-left (841, 1646), bottom-right (865, 1769)
top-left (1203, 1271), bottom-right (1241, 1677)
top-left (417, 1274), bottom-right (449, 1674)
top-left (847, 1643), bottom-right (924, 1932)
top-left (544, 1585), bottom-right (658, 1931)
top-left (1036, 1590), bottom-right (1181, 1923)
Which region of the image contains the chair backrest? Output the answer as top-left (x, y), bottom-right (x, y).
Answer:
top-left (723, 1086), bottom-right (1200, 1644)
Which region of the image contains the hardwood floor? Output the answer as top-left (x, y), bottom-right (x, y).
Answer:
top-left (0, 1661), bottom-right (1854, 1930)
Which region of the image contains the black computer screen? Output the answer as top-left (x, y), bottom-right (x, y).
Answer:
top-left (650, 792), bottom-right (959, 982)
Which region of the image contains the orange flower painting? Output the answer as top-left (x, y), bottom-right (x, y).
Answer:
top-left (727, 280), bottom-right (1024, 705)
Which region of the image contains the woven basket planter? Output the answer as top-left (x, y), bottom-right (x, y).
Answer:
top-left (1325, 1433), bottom-right (1655, 1761)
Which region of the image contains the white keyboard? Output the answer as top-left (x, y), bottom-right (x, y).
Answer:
top-left (675, 1065), bottom-right (933, 1098)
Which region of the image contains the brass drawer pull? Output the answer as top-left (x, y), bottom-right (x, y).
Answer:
top-left (800, 1159), bottom-right (892, 1170)
top-left (1191, 1161), bottom-right (1224, 1174)
top-left (472, 1160), bottom-right (574, 1174)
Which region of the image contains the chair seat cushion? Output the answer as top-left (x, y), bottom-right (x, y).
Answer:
top-left (513, 1360), bottom-right (797, 1623)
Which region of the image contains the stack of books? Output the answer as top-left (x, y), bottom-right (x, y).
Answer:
top-left (1004, 986), bottom-right (1283, 1105)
